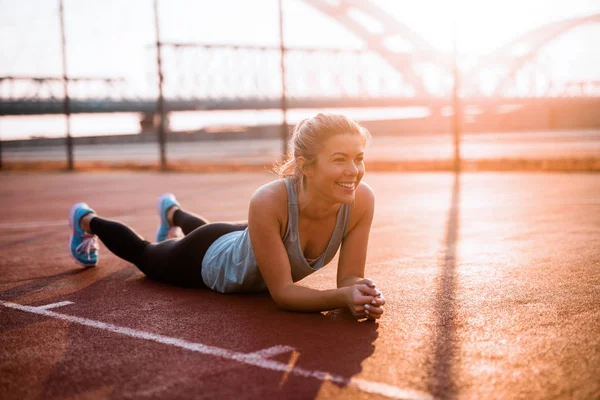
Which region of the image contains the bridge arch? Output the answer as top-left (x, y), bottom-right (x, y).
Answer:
top-left (300, 0), bottom-right (446, 96)
top-left (473, 13), bottom-right (600, 96)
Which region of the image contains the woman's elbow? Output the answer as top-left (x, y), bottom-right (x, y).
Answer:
top-left (269, 284), bottom-right (297, 311)
top-left (271, 294), bottom-right (288, 310)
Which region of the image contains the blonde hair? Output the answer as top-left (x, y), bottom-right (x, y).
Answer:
top-left (274, 113), bottom-right (371, 180)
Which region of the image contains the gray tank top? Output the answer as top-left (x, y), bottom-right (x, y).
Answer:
top-left (201, 177), bottom-right (351, 293)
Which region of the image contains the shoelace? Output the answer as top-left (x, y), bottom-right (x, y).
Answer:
top-left (168, 226), bottom-right (184, 239)
top-left (76, 232), bottom-right (99, 261)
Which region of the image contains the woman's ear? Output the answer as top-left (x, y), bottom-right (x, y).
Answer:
top-left (296, 156), bottom-right (312, 177)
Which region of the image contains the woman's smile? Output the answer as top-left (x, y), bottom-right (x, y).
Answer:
top-left (335, 181), bottom-right (356, 191)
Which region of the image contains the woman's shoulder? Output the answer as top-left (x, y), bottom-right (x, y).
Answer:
top-left (346, 181), bottom-right (375, 231)
top-left (354, 181), bottom-right (375, 210)
top-left (251, 178), bottom-right (288, 203)
top-left (249, 178), bottom-right (290, 234)
top-left (356, 181), bottom-right (374, 198)
top-left (250, 178), bottom-right (289, 215)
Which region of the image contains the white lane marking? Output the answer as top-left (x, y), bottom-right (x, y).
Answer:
top-left (209, 345), bottom-right (297, 379)
top-left (34, 301), bottom-right (74, 310)
top-left (250, 345), bottom-right (295, 359)
top-left (1, 301), bottom-right (433, 400)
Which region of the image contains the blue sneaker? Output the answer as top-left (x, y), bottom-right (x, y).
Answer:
top-left (156, 193), bottom-right (183, 242)
top-left (69, 202), bottom-right (99, 267)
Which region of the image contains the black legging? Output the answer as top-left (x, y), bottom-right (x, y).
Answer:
top-left (89, 209), bottom-right (247, 287)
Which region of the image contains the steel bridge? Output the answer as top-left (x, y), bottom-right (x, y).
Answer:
top-left (1, 1), bottom-right (599, 117)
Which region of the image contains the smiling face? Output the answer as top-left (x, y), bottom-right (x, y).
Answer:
top-left (303, 132), bottom-right (366, 204)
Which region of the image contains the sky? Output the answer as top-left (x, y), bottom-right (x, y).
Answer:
top-left (0, 0), bottom-right (599, 139)
top-left (1, 0), bottom-right (599, 78)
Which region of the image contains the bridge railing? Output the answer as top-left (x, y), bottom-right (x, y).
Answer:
top-left (1, 46), bottom-right (443, 105)
top-left (0, 76), bottom-right (142, 102)
top-left (3, 45), bottom-right (599, 107)
top-left (154, 44), bottom-right (428, 100)
top-left (1, 1), bottom-right (599, 171)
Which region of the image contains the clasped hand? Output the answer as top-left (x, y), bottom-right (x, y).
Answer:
top-left (347, 278), bottom-right (385, 320)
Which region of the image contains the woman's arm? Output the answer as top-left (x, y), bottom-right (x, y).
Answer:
top-left (337, 182), bottom-right (375, 288)
top-left (248, 182), bottom-right (378, 312)
top-left (337, 182), bottom-right (386, 319)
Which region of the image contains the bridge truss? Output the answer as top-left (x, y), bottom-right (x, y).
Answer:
top-left (0, 3), bottom-right (598, 116)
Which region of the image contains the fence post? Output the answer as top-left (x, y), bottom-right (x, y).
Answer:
top-left (278, 0), bottom-right (288, 160)
top-left (154, 0), bottom-right (167, 171)
top-left (59, 0), bottom-right (74, 171)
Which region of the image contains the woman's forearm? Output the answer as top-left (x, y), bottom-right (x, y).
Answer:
top-left (273, 284), bottom-right (350, 312)
top-left (337, 275), bottom-right (365, 288)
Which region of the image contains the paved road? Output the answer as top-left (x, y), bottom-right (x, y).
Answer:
top-left (0, 172), bottom-right (599, 399)
top-left (3, 129), bottom-right (600, 164)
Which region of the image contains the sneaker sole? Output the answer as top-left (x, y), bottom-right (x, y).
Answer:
top-left (69, 203), bottom-right (97, 268)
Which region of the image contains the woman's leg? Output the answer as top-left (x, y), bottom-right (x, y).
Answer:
top-left (171, 208), bottom-right (210, 235)
top-left (79, 203), bottom-right (246, 287)
top-left (86, 212), bottom-right (246, 287)
top-left (88, 216), bottom-right (150, 266)
top-left (137, 221), bottom-right (248, 286)
top-left (157, 194), bottom-right (211, 241)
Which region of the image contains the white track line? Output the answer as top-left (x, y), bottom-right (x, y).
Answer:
top-left (34, 301), bottom-right (74, 310)
top-left (1, 301), bottom-right (433, 400)
top-left (251, 345), bottom-right (295, 359)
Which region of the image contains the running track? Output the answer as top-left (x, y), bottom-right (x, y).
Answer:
top-left (1, 172), bottom-right (599, 399)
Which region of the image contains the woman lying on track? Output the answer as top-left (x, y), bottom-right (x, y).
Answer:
top-left (68, 113), bottom-right (385, 320)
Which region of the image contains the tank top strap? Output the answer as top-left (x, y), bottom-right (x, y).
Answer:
top-left (321, 202), bottom-right (351, 264)
top-left (342, 201), bottom-right (352, 238)
top-left (283, 177), bottom-right (299, 241)
top-left (284, 177), bottom-right (299, 205)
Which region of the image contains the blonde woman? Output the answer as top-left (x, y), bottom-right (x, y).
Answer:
top-left (68, 113), bottom-right (385, 320)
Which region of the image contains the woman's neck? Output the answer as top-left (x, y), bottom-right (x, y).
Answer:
top-left (296, 179), bottom-right (339, 220)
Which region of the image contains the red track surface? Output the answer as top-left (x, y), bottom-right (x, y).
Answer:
top-left (1, 171), bottom-right (599, 399)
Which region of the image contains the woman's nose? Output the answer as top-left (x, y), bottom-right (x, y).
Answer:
top-left (345, 162), bottom-right (358, 176)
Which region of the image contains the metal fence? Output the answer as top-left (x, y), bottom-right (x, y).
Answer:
top-left (1, 0), bottom-right (599, 172)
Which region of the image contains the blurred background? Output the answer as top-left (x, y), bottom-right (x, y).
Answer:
top-left (1, 0), bottom-right (599, 171)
